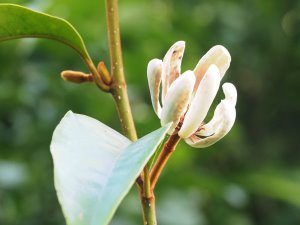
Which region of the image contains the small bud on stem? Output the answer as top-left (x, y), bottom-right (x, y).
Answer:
top-left (97, 61), bottom-right (112, 85)
top-left (61, 70), bottom-right (93, 84)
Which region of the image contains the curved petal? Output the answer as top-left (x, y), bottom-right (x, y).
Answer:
top-left (185, 100), bottom-right (236, 148)
top-left (196, 101), bottom-right (224, 137)
top-left (160, 70), bottom-right (195, 134)
top-left (193, 45), bottom-right (231, 91)
top-left (197, 82), bottom-right (237, 136)
top-left (161, 41), bottom-right (185, 103)
top-left (179, 65), bottom-right (220, 138)
top-left (222, 82), bottom-right (237, 106)
top-left (147, 59), bottom-right (163, 117)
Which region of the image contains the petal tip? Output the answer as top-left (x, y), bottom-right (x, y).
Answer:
top-left (147, 59), bottom-right (162, 75)
top-left (166, 41), bottom-right (186, 55)
top-left (213, 45), bottom-right (231, 60)
top-left (173, 40), bottom-right (185, 47)
top-left (222, 82), bottom-right (237, 106)
top-left (181, 70), bottom-right (196, 84)
top-left (62, 110), bottom-right (75, 121)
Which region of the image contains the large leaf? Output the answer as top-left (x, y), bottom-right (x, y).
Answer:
top-left (0, 4), bottom-right (90, 59)
top-left (50, 111), bottom-right (169, 225)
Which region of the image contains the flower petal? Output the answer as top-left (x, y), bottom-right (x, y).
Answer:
top-left (160, 70), bottom-right (195, 134)
top-left (196, 102), bottom-right (223, 137)
top-left (147, 59), bottom-right (163, 117)
top-left (222, 82), bottom-right (237, 106)
top-left (161, 41), bottom-right (185, 104)
top-left (193, 45), bottom-right (231, 91)
top-left (179, 65), bottom-right (221, 138)
top-left (197, 82), bottom-right (237, 136)
top-left (185, 100), bottom-right (236, 148)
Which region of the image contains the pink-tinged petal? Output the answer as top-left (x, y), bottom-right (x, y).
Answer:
top-left (161, 70), bottom-right (195, 134)
top-left (222, 82), bottom-right (237, 106)
top-left (185, 100), bottom-right (236, 148)
top-left (179, 65), bottom-right (221, 138)
top-left (197, 82), bottom-right (237, 136)
top-left (161, 41), bottom-right (185, 104)
top-left (193, 45), bottom-right (231, 91)
top-left (147, 59), bottom-right (163, 117)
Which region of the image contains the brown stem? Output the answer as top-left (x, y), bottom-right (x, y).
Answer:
top-left (150, 133), bottom-right (181, 190)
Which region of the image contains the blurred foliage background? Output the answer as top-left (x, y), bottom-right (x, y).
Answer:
top-left (0, 0), bottom-right (300, 224)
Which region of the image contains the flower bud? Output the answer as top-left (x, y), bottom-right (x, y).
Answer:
top-left (97, 62), bottom-right (112, 85)
top-left (61, 70), bottom-right (93, 84)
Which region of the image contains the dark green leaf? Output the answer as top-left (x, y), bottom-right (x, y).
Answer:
top-left (0, 4), bottom-right (90, 60)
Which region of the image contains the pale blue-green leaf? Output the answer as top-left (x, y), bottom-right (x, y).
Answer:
top-left (0, 4), bottom-right (90, 59)
top-left (50, 111), bottom-right (169, 225)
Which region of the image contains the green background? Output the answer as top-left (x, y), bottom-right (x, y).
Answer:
top-left (0, 0), bottom-right (300, 224)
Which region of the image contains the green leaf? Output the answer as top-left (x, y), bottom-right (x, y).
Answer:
top-left (50, 111), bottom-right (170, 225)
top-left (0, 4), bottom-right (90, 60)
top-left (147, 139), bottom-right (164, 169)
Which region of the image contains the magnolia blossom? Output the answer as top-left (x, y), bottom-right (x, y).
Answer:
top-left (147, 41), bottom-right (237, 148)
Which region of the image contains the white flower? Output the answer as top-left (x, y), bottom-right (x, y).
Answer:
top-left (147, 41), bottom-right (237, 148)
